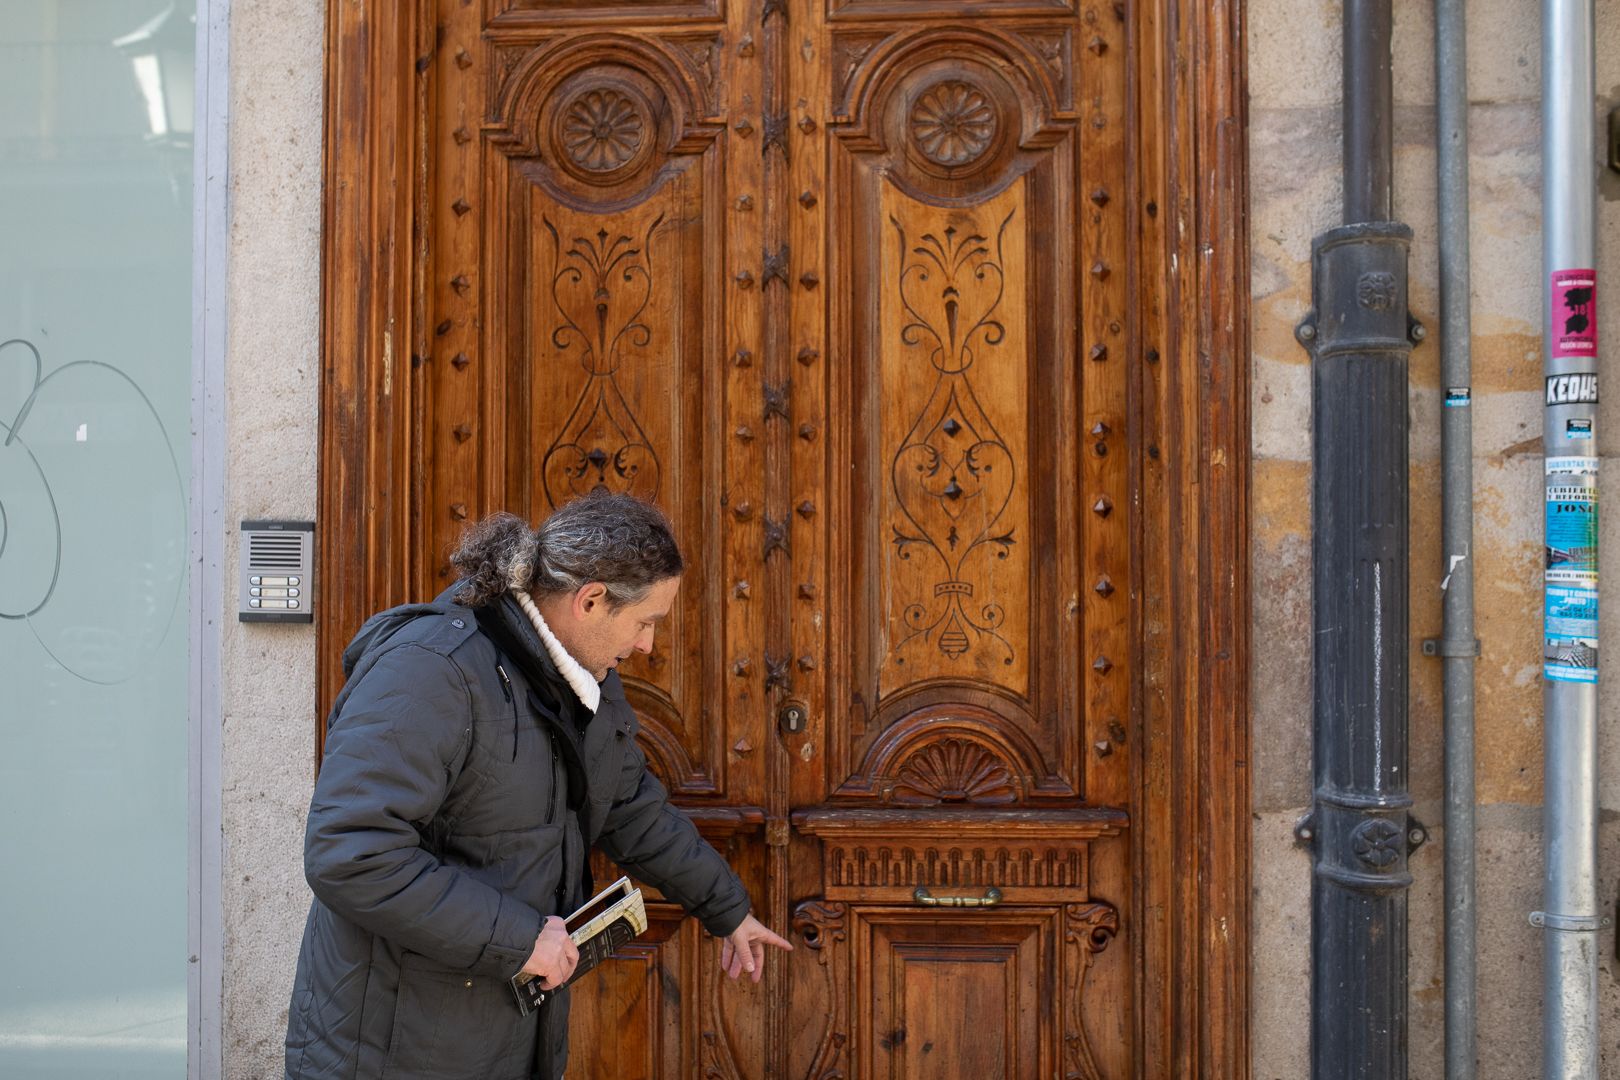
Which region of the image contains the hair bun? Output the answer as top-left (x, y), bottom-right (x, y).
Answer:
top-left (449, 512), bottom-right (538, 606)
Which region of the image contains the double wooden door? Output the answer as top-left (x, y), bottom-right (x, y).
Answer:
top-left (322, 0), bottom-right (1250, 1074)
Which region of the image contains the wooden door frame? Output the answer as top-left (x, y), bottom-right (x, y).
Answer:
top-left (315, 1), bottom-right (1250, 1074)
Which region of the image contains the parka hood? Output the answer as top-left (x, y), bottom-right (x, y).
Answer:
top-left (340, 588), bottom-right (471, 678)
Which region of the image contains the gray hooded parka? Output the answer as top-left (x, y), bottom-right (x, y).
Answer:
top-left (284, 590), bottom-right (751, 1079)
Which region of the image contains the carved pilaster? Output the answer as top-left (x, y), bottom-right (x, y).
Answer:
top-left (792, 900), bottom-right (849, 1078)
top-left (1062, 901), bottom-right (1119, 1080)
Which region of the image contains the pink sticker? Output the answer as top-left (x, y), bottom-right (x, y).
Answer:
top-left (1552, 269), bottom-right (1597, 359)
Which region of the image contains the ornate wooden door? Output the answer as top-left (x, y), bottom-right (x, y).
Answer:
top-left (321, 0), bottom-right (1252, 1074)
top-left (375, 0), bottom-right (1130, 1074)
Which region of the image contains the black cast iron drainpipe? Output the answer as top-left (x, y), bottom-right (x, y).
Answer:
top-left (1294, 0), bottom-right (1428, 1075)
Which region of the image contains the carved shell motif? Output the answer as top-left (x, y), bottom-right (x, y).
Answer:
top-left (888, 738), bottom-right (1019, 805)
top-left (909, 80), bottom-right (998, 167)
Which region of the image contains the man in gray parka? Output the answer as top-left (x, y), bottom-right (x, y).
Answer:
top-left (285, 492), bottom-right (790, 1079)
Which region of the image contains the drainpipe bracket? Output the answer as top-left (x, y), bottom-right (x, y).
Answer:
top-left (1295, 315), bottom-right (1319, 347)
top-left (1422, 637), bottom-right (1480, 658)
top-left (1299, 221), bottom-right (1416, 361)
top-left (1530, 911), bottom-right (1611, 932)
top-left (1406, 815), bottom-right (1430, 853)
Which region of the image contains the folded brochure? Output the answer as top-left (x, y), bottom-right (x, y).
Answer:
top-left (509, 876), bottom-right (647, 1016)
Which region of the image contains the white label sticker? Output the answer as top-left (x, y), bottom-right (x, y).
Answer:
top-left (1547, 456), bottom-right (1600, 476)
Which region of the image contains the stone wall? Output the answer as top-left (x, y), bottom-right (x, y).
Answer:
top-left (1250, 0), bottom-right (1620, 1074)
top-left (221, 0), bottom-right (324, 1074)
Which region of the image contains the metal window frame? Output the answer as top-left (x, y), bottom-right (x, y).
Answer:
top-left (189, 1), bottom-right (230, 1076)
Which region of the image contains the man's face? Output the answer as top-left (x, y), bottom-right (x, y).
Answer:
top-left (551, 575), bottom-right (680, 681)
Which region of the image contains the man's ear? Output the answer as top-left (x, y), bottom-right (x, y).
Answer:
top-left (573, 581), bottom-right (609, 619)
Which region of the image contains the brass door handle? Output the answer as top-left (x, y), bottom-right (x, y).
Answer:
top-left (912, 886), bottom-right (1002, 908)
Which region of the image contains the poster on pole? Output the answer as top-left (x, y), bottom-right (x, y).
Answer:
top-left (1544, 479), bottom-right (1599, 682)
top-left (1550, 269), bottom-right (1597, 359)
top-left (1544, 585), bottom-right (1599, 683)
top-left (1546, 483), bottom-right (1599, 583)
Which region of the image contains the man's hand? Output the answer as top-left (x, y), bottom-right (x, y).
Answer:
top-left (521, 916), bottom-right (579, 990)
top-left (719, 913), bottom-right (793, 983)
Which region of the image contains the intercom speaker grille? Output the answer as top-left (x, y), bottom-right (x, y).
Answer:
top-left (247, 533), bottom-right (304, 570)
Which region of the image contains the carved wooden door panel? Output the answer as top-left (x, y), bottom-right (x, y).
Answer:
top-left (781, 6), bottom-right (1135, 1078)
top-left (412, 1), bottom-right (1133, 1076)
top-left (412, 3), bottom-right (775, 1075)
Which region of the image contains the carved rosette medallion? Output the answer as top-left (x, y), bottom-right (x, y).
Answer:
top-left (563, 88), bottom-right (645, 170)
top-left (550, 81), bottom-right (656, 182)
top-left (540, 213), bottom-right (664, 505)
top-left (890, 209), bottom-right (1018, 665)
top-left (909, 80), bottom-right (998, 167)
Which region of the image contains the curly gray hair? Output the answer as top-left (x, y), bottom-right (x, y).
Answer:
top-left (449, 490), bottom-right (683, 608)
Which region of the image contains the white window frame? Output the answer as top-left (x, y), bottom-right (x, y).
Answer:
top-left (189, 2), bottom-right (229, 1076)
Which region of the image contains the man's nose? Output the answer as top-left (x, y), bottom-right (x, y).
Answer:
top-left (635, 628), bottom-right (655, 653)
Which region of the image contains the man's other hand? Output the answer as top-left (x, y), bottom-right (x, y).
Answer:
top-left (719, 913), bottom-right (793, 983)
top-left (521, 916), bottom-right (580, 990)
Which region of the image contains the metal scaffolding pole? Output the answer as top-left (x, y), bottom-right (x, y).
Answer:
top-left (1432, 0), bottom-right (1478, 1071)
top-left (1535, 0), bottom-right (1602, 1071)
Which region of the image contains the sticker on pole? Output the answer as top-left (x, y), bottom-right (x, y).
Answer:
top-left (1547, 456), bottom-right (1600, 477)
top-left (1544, 585), bottom-right (1599, 683)
top-left (1545, 372), bottom-right (1599, 405)
top-left (1551, 269), bottom-right (1597, 359)
top-left (1545, 483), bottom-right (1598, 583)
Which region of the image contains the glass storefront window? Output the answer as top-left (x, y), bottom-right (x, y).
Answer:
top-left (0, 2), bottom-right (195, 1074)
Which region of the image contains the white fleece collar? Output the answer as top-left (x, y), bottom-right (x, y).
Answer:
top-left (511, 590), bottom-right (601, 714)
